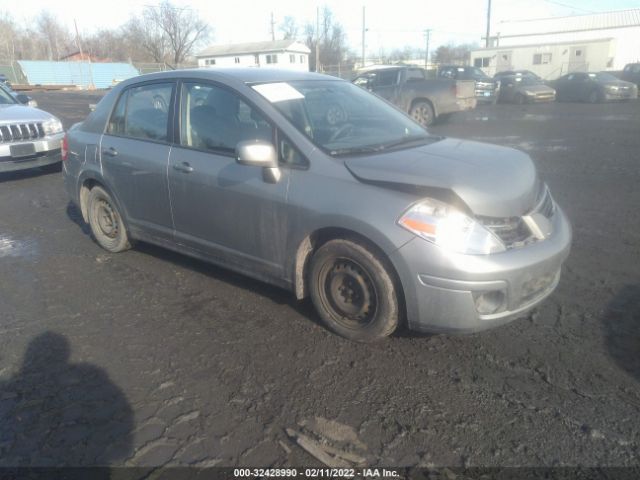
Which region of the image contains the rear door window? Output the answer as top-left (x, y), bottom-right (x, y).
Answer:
top-left (108, 83), bottom-right (174, 141)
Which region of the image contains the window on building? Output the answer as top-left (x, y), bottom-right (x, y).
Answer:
top-left (289, 54), bottom-right (296, 63)
top-left (533, 53), bottom-right (552, 65)
top-left (473, 57), bottom-right (491, 68)
top-left (300, 55), bottom-right (305, 63)
top-left (575, 49), bottom-right (582, 57)
top-left (266, 54), bottom-right (278, 64)
top-left (234, 57), bottom-right (240, 64)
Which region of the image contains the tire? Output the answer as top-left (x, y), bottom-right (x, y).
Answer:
top-left (409, 101), bottom-right (435, 127)
top-left (309, 238), bottom-right (400, 342)
top-left (87, 186), bottom-right (131, 253)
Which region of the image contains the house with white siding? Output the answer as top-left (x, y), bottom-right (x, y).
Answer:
top-left (196, 40), bottom-right (310, 71)
top-left (471, 9), bottom-right (640, 79)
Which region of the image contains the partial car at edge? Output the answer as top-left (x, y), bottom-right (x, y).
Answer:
top-left (0, 86), bottom-right (64, 173)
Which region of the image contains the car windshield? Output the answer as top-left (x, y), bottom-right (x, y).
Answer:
top-left (459, 67), bottom-right (491, 80)
top-left (513, 75), bottom-right (543, 86)
top-left (591, 72), bottom-right (619, 82)
top-left (0, 84), bottom-right (18, 105)
top-left (252, 80), bottom-right (433, 156)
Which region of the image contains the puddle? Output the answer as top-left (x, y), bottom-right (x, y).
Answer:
top-left (0, 235), bottom-right (38, 258)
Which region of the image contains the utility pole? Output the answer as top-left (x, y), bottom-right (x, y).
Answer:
top-left (270, 12), bottom-right (275, 41)
top-left (361, 6), bottom-right (366, 68)
top-left (423, 29), bottom-right (431, 68)
top-left (486, 0), bottom-right (492, 47)
top-left (315, 6), bottom-right (320, 72)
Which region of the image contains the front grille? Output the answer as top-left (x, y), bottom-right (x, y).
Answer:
top-left (0, 123), bottom-right (45, 143)
top-left (478, 185), bottom-right (556, 249)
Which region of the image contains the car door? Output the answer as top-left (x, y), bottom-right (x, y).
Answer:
top-left (100, 81), bottom-right (175, 240)
top-left (167, 80), bottom-right (291, 279)
top-left (370, 69), bottom-right (401, 103)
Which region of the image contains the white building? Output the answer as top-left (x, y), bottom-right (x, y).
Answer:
top-left (196, 40), bottom-right (310, 71)
top-left (471, 9), bottom-right (640, 79)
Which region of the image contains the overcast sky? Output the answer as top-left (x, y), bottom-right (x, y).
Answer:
top-left (7, 0), bottom-right (640, 55)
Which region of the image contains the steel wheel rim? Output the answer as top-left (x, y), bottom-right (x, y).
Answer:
top-left (412, 105), bottom-right (432, 126)
top-left (96, 199), bottom-right (119, 239)
top-left (319, 258), bottom-right (378, 329)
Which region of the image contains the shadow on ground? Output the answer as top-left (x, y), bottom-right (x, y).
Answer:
top-left (0, 332), bottom-right (133, 472)
top-left (603, 284), bottom-right (640, 382)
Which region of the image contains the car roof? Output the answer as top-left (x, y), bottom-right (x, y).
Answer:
top-left (118, 68), bottom-right (337, 89)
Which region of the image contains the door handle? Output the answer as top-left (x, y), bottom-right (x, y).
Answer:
top-left (102, 147), bottom-right (118, 157)
top-left (173, 162), bottom-right (194, 173)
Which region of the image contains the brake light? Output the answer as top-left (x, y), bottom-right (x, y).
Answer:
top-left (61, 134), bottom-right (68, 161)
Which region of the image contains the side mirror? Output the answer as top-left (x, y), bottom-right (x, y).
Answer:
top-left (236, 140), bottom-right (281, 183)
top-left (16, 94), bottom-right (30, 104)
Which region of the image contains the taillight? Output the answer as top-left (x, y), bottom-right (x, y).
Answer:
top-left (61, 134), bottom-right (68, 161)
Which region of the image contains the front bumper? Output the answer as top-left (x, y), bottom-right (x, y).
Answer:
top-left (0, 134), bottom-right (63, 173)
top-left (390, 206), bottom-right (572, 334)
top-left (603, 90), bottom-right (638, 101)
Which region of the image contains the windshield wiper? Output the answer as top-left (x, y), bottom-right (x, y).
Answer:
top-left (330, 135), bottom-right (434, 156)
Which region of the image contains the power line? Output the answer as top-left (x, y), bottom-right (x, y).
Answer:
top-left (540, 0), bottom-right (595, 13)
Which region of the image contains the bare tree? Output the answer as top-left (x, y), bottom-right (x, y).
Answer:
top-left (279, 16), bottom-right (298, 40)
top-left (432, 43), bottom-right (477, 65)
top-left (303, 6), bottom-right (349, 71)
top-left (0, 13), bottom-right (18, 60)
top-left (35, 11), bottom-right (72, 60)
top-left (144, 1), bottom-right (210, 67)
top-left (122, 17), bottom-right (168, 63)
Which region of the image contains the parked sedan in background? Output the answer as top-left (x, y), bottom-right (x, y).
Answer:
top-left (553, 72), bottom-right (638, 103)
top-left (438, 65), bottom-right (500, 104)
top-left (498, 74), bottom-right (556, 104)
top-left (63, 68), bottom-right (570, 342)
top-left (0, 82), bottom-right (38, 107)
top-left (0, 84), bottom-right (64, 173)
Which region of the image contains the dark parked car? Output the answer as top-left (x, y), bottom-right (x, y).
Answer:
top-left (620, 63), bottom-right (640, 87)
top-left (553, 72), bottom-right (638, 103)
top-left (0, 82), bottom-right (38, 107)
top-left (498, 74), bottom-right (556, 104)
top-left (353, 66), bottom-right (476, 127)
top-left (63, 68), bottom-right (570, 342)
top-left (0, 83), bottom-right (64, 173)
top-left (438, 65), bottom-right (500, 104)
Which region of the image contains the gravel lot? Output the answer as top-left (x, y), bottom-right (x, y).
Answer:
top-left (1, 90), bottom-right (639, 469)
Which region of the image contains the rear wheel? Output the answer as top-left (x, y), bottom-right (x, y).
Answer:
top-left (309, 239), bottom-right (400, 342)
top-left (409, 101), bottom-right (435, 127)
top-left (87, 186), bottom-right (131, 253)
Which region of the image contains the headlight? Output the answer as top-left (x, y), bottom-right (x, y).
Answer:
top-left (28, 99), bottom-right (38, 108)
top-left (606, 85), bottom-right (618, 92)
top-left (43, 117), bottom-right (63, 135)
top-left (397, 198), bottom-right (506, 255)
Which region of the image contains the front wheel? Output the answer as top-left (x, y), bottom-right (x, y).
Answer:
top-left (587, 89), bottom-right (602, 104)
top-left (309, 239), bottom-right (400, 342)
top-left (87, 186), bottom-right (132, 253)
top-left (409, 101), bottom-right (435, 127)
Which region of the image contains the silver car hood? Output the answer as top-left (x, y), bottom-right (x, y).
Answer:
top-left (0, 104), bottom-right (56, 123)
top-left (344, 137), bottom-right (540, 217)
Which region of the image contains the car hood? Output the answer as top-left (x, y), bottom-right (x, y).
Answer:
top-left (0, 104), bottom-right (56, 122)
top-left (344, 137), bottom-right (540, 218)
